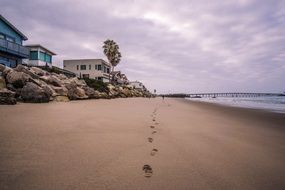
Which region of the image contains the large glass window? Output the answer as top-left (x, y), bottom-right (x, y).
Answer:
top-left (80, 65), bottom-right (86, 70)
top-left (89, 65), bottom-right (91, 70)
top-left (30, 51), bottom-right (38, 60)
top-left (6, 36), bottom-right (15, 43)
top-left (98, 65), bottom-right (102, 70)
top-left (39, 52), bottom-right (45, 61)
top-left (45, 54), bottom-right (52, 63)
top-left (95, 65), bottom-right (98, 70)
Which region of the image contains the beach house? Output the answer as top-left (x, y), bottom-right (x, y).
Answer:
top-left (24, 44), bottom-right (56, 68)
top-left (63, 59), bottom-right (111, 82)
top-left (129, 81), bottom-right (146, 90)
top-left (0, 14), bottom-right (29, 67)
top-left (111, 71), bottom-right (129, 84)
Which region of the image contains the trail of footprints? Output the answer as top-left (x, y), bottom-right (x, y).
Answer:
top-left (143, 107), bottom-right (160, 178)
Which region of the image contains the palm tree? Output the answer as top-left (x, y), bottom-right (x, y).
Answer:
top-left (103, 39), bottom-right (122, 73)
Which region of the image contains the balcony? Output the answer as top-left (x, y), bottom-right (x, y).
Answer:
top-left (0, 38), bottom-right (29, 58)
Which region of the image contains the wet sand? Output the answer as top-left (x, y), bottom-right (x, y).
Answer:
top-left (0, 98), bottom-right (285, 190)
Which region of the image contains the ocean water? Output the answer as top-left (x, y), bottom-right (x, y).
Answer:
top-left (186, 96), bottom-right (285, 113)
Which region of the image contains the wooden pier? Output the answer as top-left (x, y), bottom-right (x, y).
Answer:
top-left (164, 93), bottom-right (285, 98)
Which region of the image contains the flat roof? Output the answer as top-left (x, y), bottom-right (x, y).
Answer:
top-left (0, 14), bottom-right (28, 40)
top-left (64, 59), bottom-right (111, 66)
top-left (25, 44), bottom-right (56, 55)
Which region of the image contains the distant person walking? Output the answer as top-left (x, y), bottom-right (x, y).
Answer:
top-left (162, 95), bottom-right (165, 100)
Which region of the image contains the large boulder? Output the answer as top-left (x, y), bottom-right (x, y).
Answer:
top-left (30, 67), bottom-right (47, 76)
top-left (20, 82), bottom-right (50, 103)
top-left (65, 83), bottom-right (88, 100)
top-left (50, 85), bottom-right (68, 96)
top-left (121, 88), bottom-right (132, 97)
top-left (42, 85), bottom-right (57, 98)
top-left (0, 76), bottom-right (6, 90)
top-left (63, 77), bottom-right (86, 86)
top-left (82, 86), bottom-right (96, 98)
top-left (53, 95), bottom-right (70, 102)
top-left (40, 75), bottom-right (62, 87)
top-left (0, 88), bottom-right (16, 105)
top-left (6, 70), bottom-right (31, 88)
top-left (58, 74), bottom-right (68, 80)
top-left (14, 64), bottom-right (40, 79)
top-left (0, 64), bottom-right (6, 73)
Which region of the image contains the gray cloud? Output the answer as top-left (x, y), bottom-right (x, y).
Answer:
top-left (1, 0), bottom-right (285, 93)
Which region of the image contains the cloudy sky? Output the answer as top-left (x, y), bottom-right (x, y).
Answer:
top-left (1, 0), bottom-right (285, 93)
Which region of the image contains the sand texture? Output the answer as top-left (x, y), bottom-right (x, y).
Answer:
top-left (0, 98), bottom-right (285, 190)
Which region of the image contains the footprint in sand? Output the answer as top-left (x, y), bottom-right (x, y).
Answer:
top-left (143, 165), bottom-right (153, 177)
top-left (150, 125), bottom-right (155, 129)
top-left (150, 148), bottom-right (158, 156)
top-left (152, 118), bottom-right (156, 122)
top-left (152, 130), bottom-right (157, 134)
top-left (148, 137), bottom-right (153, 143)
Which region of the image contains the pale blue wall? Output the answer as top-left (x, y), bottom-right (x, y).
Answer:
top-left (0, 19), bottom-right (23, 45)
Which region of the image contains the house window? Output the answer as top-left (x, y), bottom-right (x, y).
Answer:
top-left (6, 36), bottom-right (15, 43)
top-left (45, 54), bottom-right (52, 63)
top-left (80, 65), bottom-right (86, 70)
top-left (103, 66), bottom-right (106, 73)
top-left (82, 74), bottom-right (89, 78)
top-left (98, 65), bottom-right (102, 70)
top-left (97, 77), bottom-right (103, 81)
top-left (0, 34), bottom-right (4, 39)
top-left (77, 65), bottom-right (79, 70)
top-left (39, 52), bottom-right (45, 61)
top-left (89, 65), bottom-right (91, 70)
top-left (107, 68), bottom-right (110, 73)
top-left (95, 65), bottom-right (98, 70)
top-left (30, 51), bottom-right (38, 60)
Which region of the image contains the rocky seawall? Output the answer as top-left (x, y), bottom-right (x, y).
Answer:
top-left (0, 65), bottom-right (153, 105)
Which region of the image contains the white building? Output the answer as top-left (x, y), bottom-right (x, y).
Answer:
top-left (129, 81), bottom-right (146, 90)
top-left (24, 44), bottom-right (56, 67)
top-left (63, 59), bottom-right (111, 82)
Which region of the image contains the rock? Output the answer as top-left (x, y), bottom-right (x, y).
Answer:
top-left (58, 74), bottom-right (68, 80)
top-left (0, 88), bottom-right (16, 105)
top-left (63, 77), bottom-right (86, 86)
top-left (20, 82), bottom-right (50, 103)
top-left (53, 95), bottom-right (70, 102)
top-left (42, 85), bottom-right (57, 97)
top-left (50, 85), bottom-right (68, 96)
top-left (82, 86), bottom-right (96, 98)
top-left (40, 75), bottom-right (62, 87)
top-left (65, 83), bottom-right (88, 100)
top-left (2, 66), bottom-right (13, 78)
top-left (6, 70), bottom-right (31, 88)
top-left (14, 64), bottom-right (39, 79)
top-left (0, 76), bottom-right (6, 90)
top-left (121, 88), bottom-right (132, 97)
top-left (30, 67), bottom-right (46, 76)
top-left (6, 83), bottom-right (16, 92)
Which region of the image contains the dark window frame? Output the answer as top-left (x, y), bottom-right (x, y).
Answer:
top-left (80, 65), bottom-right (86, 70)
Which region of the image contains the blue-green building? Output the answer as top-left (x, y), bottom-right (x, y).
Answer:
top-left (0, 14), bottom-right (29, 67)
top-left (24, 44), bottom-right (56, 68)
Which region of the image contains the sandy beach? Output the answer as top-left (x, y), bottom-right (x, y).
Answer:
top-left (1, 98), bottom-right (285, 190)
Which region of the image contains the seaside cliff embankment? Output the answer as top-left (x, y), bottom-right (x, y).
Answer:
top-left (0, 64), bottom-right (152, 104)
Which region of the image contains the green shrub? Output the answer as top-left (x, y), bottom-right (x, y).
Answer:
top-left (83, 78), bottom-right (109, 93)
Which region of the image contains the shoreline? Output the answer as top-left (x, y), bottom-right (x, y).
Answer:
top-left (1, 98), bottom-right (285, 189)
top-left (181, 98), bottom-right (285, 127)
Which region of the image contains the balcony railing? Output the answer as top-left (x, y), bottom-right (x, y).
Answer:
top-left (0, 38), bottom-right (29, 58)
